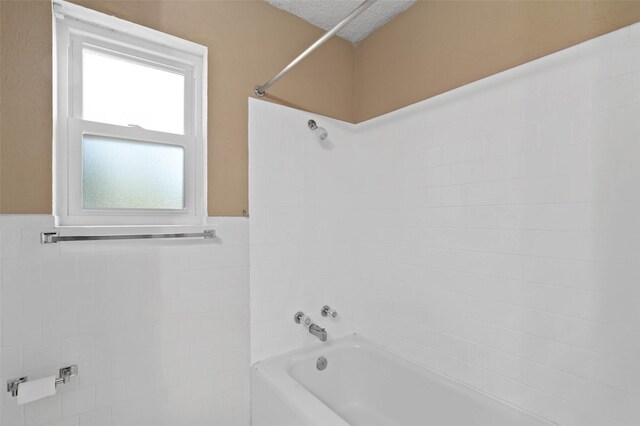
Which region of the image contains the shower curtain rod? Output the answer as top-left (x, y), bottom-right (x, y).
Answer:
top-left (254, 0), bottom-right (377, 97)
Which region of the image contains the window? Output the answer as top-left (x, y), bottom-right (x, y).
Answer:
top-left (53, 0), bottom-right (207, 226)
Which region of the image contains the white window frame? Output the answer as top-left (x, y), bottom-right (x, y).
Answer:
top-left (53, 0), bottom-right (207, 227)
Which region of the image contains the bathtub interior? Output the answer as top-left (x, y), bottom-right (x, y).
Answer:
top-left (286, 337), bottom-right (550, 426)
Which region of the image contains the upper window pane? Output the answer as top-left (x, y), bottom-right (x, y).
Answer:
top-left (82, 134), bottom-right (185, 210)
top-left (82, 48), bottom-right (185, 134)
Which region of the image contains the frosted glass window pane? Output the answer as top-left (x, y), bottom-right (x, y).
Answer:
top-left (82, 49), bottom-right (185, 134)
top-left (83, 135), bottom-right (185, 210)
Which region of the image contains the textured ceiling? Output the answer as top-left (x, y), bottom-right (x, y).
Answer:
top-left (266, 0), bottom-right (416, 43)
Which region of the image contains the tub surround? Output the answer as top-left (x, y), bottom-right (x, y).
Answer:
top-left (353, 23), bottom-right (640, 426)
top-left (248, 101), bottom-right (359, 364)
top-left (250, 22), bottom-right (640, 426)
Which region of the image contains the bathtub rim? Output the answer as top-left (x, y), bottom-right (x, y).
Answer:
top-left (251, 333), bottom-right (556, 426)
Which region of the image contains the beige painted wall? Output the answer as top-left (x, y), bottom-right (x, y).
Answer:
top-left (355, 0), bottom-right (640, 122)
top-left (0, 0), bottom-right (355, 216)
top-left (3, 0), bottom-right (640, 215)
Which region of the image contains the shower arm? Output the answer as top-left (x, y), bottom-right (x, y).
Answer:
top-left (254, 0), bottom-right (377, 97)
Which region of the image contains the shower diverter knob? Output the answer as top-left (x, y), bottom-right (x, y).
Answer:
top-left (321, 305), bottom-right (338, 318)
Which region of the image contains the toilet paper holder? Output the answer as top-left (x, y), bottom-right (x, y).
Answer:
top-left (7, 365), bottom-right (78, 397)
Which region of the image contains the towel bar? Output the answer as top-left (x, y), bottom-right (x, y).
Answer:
top-left (41, 229), bottom-right (215, 244)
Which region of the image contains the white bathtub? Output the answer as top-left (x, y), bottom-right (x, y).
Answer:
top-left (251, 335), bottom-right (552, 426)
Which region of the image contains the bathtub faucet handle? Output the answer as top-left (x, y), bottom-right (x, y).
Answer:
top-left (321, 305), bottom-right (338, 318)
top-left (294, 311), bottom-right (311, 326)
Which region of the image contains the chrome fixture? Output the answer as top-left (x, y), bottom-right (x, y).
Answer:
top-left (254, 0), bottom-right (376, 97)
top-left (7, 365), bottom-right (78, 397)
top-left (321, 305), bottom-right (338, 318)
top-left (6, 377), bottom-right (26, 397)
top-left (294, 311), bottom-right (328, 342)
top-left (316, 356), bottom-right (328, 371)
top-left (309, 324), bottom-right (328, 342)
top-left (308, 120), bottom-right (328, 140)
top-left (294, 311), bottom-right (312, 326)
top-left (55, 365), bottom-right (78, 387)
top-left (41, 230), bottom-right (215, 244)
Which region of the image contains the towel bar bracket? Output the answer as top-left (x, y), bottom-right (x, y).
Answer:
top-left (7, 377), bottom-right (27, 397)
top-left (55, 365), bottom-right (78, 386)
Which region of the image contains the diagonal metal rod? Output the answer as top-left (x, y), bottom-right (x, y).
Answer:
top-left (254, 0), bottom-right (376, 97)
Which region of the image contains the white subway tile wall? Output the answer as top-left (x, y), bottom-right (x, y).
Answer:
top-left (353, 24), bottom-right (640, 426)
top-left (248, 23), bottom-right (640, 426)
top-left (248, 99), bottom-right (358, 364)
top-left (0, 216), bottom-right (249, 426)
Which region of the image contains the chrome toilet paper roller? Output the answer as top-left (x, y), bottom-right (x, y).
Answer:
top-left (7, 365), bottom-right (78, 404)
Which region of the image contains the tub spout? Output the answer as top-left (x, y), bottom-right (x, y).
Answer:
top-left (309, 324), bottom-right (327, 342)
